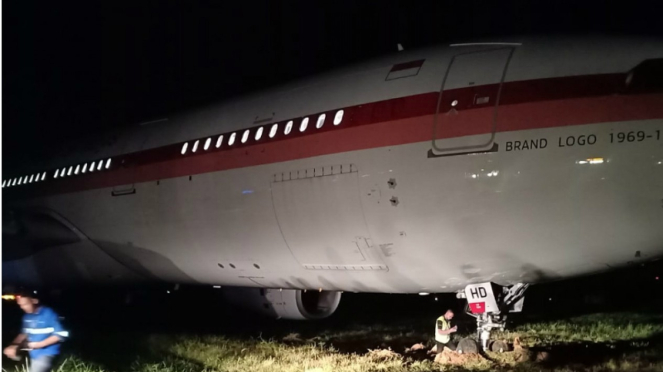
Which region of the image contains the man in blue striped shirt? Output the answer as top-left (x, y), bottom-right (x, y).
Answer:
top-left (3, 291), bottom-right (68, 372)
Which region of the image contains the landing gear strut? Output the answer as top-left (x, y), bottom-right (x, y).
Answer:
top-left (456, 282), bottom-right (529, 351)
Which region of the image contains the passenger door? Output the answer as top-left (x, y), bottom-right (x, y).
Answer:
top-left (431, 46), bottom-right (515, 155)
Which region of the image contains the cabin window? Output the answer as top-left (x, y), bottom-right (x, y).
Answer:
top-left (300, 117), bottom-right (309, 132)
top-left (255, 127), bottom-right (264, 141)
top-left (181, 142), bottom-right (189, 154)
top-left (192, 140), bottom-right (200, 153)
top-left (269, 124), bottom-right (278, 138)
top-left (204, 138), bottom-right (211, 150)
top-left (316, 114), bottom-right (326, 129)
top-left (285, 121), bottom-right (293, 135)
top-left (229, 132), bottom-right (237, 146)
top-left (216, 135), bottom-right (224, 148)
top-left (242, 129), bottom-right (250, 143)
top-left (334, 110), bottom-right (344, 125)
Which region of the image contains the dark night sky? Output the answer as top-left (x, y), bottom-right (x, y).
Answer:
top-left (3, 1), bottom-right (663, 174)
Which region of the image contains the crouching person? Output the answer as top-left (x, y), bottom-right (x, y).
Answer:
top-left (435, 309), bottom-right (457, 352)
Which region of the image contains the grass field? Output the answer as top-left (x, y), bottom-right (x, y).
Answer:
top-left (3, 312), bottom-right (663, 372)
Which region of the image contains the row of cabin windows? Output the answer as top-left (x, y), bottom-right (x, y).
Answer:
top-left (53, 158), bottom-right (112, 179)
top-left (2, 158), bottom-right (112, 188)
top-left (2, 172), bottom-right (47, 187)
top-left (3, 109), bottom-right (347, 188)
top-left (181, 110), bottom-right (344, 155)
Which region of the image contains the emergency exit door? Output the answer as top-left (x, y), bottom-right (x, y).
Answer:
top-left (431, 47), bottom-right (514, 154)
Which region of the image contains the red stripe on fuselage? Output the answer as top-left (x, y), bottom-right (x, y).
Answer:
top-left (6, 74), bottom-right (663, 200)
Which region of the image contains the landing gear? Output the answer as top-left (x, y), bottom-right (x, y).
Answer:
top-left (456, 282), bottom-right (529, 351)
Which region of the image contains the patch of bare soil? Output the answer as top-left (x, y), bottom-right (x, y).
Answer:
top-left (434, 347), bottom-right (485, 365)
top-left (366, 348), bottom-right (401, 360)
top-left (405, 343), bottom-right (426, 352)
top-left (282, 333), bottom-right (304, 343)
top-left (511, 336), bottom-right (535, 363)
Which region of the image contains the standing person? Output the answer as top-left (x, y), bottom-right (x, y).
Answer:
top-left (3, 290), bottom-right (68, 372)
top-left (435, 309), bottom-right (457, 352)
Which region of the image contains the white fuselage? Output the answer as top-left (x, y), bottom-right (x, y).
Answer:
top-left (3, 37), bottom-right (663, 294)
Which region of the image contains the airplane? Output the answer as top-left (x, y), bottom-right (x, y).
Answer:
top-left (3, 36), bottom-right (663, 349)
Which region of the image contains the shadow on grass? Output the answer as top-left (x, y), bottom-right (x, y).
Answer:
top-left (4, 296), bottom-right (663, 372)
top-left (528, 332), bottom-right (663, 369)
top-left (273, 315), bottom-right (663, 371)
top-left (53, 331), bottom-right (207, 372)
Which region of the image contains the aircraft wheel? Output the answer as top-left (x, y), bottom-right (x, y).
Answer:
top-left (457, 338), bottom-right (479, 354)
top-left (490, 340), bottom-right (510, 353)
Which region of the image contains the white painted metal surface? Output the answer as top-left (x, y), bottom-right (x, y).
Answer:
top-left (3, 37), bottom-right (663, 295)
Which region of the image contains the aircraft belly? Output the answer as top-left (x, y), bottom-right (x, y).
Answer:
top-left (5, 118), bottom-right (662, 293)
